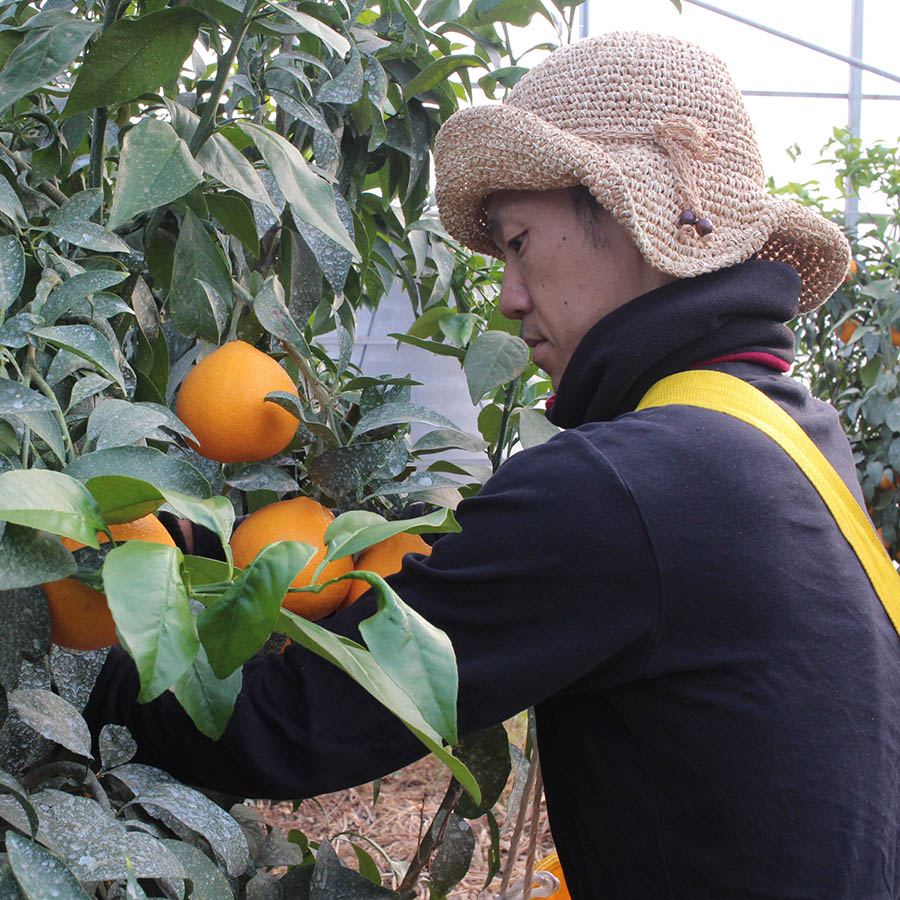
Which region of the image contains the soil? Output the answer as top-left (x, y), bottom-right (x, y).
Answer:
top-left (258, 725), bottom-right (557, 899)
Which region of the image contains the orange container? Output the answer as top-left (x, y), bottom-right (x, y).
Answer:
top-left (532, 853), bottom-right (570, 899)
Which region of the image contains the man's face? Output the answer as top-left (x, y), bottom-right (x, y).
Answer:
top-left (485, 188), bottom-right (673, 388)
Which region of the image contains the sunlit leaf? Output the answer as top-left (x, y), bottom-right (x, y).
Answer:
top-left (103, 541), bottom-right (199, 702)
top-left (464, 330), bottom-right (529, 403)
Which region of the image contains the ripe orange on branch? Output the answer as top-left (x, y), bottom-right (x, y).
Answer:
top-left (43, 515), bottom-right (176, 650)
top-left (175, 340), bottom-right (300, 463)
top-left (229, 497), bottom-right (353, 620)
top-left (343, 531), bottom-right (432, 608)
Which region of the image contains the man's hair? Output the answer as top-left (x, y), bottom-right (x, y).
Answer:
top-left (568, 185), bottom-right (607, 247)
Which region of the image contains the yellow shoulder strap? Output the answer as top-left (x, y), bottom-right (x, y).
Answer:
top-left (637, 369), bottom-right (900, 629)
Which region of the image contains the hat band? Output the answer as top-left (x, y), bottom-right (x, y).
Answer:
top-left (571, 115), bottom-right (717, 224)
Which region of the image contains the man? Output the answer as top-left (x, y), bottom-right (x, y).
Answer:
top-left (86, 33), bottom-right (900, 898)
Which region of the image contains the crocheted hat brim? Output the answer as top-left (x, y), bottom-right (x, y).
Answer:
top-left (434, 102), bottom-right (849, 312)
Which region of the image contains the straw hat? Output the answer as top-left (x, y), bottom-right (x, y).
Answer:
top-left (434, 32), bottom-right (850, 311)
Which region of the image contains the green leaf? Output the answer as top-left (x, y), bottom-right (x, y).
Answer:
top-left (198, 540), bottom-right (315, 677)
top-left (453, 724), bottom-right (512, 818)
top-left (429, 812), bottom-right (475, 896)
top-left (8, 687), bottom-right (92, 757)
top-left (169, 207), bottom-right (233, 342)
top-left (108, 119), bottom-right (204, 231)
top-left (258, 0), bottom-right (350, 56)
top-left (29, 324), bottom-right (126, 394)
top-left (0, 524), bottom-right (76, 590)
top-left (277, 608), bottom-right (480, 804)
top-left (322, 506), bottom-right (457, 563)
top-left (253, 274), bottom-right (306, 347)
top-left (0, 15), bottom-right (98, 114)
top-left (515, 407), bottom-right (560, 449)
top-left (14, 410), bottom-right (67, 464)
top-left (464, 330), bottom-right (529, 403)
top-left (86, 398), bottom-right (195, 451)
top-left (6, 832), bottom-right (91, 900)
top-left (350, 400), bottom-right (458, 442)
top-left (65, 8), bottom-right (203, 117)
top-left (0, 174), bottom-right (25, 227)
top-left (459, 0), bottom-right (543, 26)
top-left (239, 122), bottom-right (359, 261)
top-left (171, 643), bottom-right (242, 739)
top-left (49, 187), bottom-right (103, 225)
top-left (164, 100), bottom-right (277, 212)
top-left (0, 235), bottom-right (24, 319)
top-left (356, 573), bottom-right (458, 744)
top-left (47, 221), bottom-right (131, 253)
top-left (317, 46), bottom-right (364, 105)
top-left (412, 428), bottom-right (488, 455)
top-left (64, 446), bottom-right (211, 498)
top-left (85, 474), bottom-right (167, 522)
top-left (388, 332), bottom-right (466, 360)
top-left (41, 270), bottom-right (129, 324)
top-left (405, 54), bottom-right (486, 98)
top-left (0, 469), bottom-right (105, 547)
top-left (160, 839), bottom-right (235, 900)
top-left (206, 193), bottom-right (260, 258)
top-left (104, 541), bottom-right (199, 702)
top-left (0, 378), bottom-right (55, 414)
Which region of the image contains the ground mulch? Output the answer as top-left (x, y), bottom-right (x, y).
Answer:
top-left (257, 728), bottom-right (556, 898)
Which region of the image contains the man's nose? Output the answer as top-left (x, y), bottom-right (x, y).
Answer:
top-left (497, 267), bottom-right (532, 320)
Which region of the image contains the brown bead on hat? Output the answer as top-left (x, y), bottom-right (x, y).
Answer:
top-left (433, 32), bottom-right (850, 312)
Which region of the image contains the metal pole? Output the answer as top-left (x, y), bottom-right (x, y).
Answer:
top-left (578, 0), bottom-right (589, 40)
top-left (846, 0), bottom-right (864, 232)
top-left (680, 0), bottom-right (900, 86)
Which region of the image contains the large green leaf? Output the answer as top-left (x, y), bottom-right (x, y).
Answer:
top-left (0, 469), bottom-right (105, 547)
top-left (47, 221), bottom-right (131, 254)
top-left (0, 378), bottom-right (54, 414)
top-left (6, 832), bottom-right (91, 900)
top-left (464, 330), bottom-right (529, 403)
top-left (169, 207), bottom-right (233, 341)
top-left (86, 398), bottom-right (194, 451)
top-left (197, 540), bottom-right (315, 678)
top-left (0, 15), bottom-right (98, 114)
top-left (277, 608), bottom-right (479, 804)
top-left (239, 122), bottom-right (359, 260)
top-left (0, 235), bottom-right (24, 319)
top-left (8, 688), bottom-right (92, 757)
top-left (171, 643), bottom-right (242, 739)
top-left (103, 540), bottom-right (199, 702)
top-left (29, 324), bottom-right (126, 393)
top-left (355, 573), bottom-right (459, 744)
top-left (65, 8), bottom-right (203, 117)
top-left (64, 446), bottom-right (211, 498)
top-left (107, 119), bottom-right (204, 231)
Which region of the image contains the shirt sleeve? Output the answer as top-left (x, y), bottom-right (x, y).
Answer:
top-left (83, 430), bottom-right (661, 799)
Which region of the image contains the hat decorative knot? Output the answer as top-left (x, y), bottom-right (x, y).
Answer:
top-left (433, 32), bottom-right (850, 311)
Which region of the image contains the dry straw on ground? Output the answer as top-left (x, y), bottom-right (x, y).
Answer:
top-left (259, 730), bottom-right (555, 899)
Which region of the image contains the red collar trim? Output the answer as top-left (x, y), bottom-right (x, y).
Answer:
top-left (690, 352), bottom-right (790, 373)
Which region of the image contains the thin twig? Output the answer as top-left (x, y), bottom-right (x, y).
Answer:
top-left (396, 776), bottom-right (466, 894)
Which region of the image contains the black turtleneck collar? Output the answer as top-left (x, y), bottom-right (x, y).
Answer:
top-left (547, 259), bottom-right (801, 428)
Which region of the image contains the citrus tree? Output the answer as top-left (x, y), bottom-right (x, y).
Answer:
top-left (776, 127), bottom-right (900, 558)
top-left (0, 0), bottom-right (591, 892)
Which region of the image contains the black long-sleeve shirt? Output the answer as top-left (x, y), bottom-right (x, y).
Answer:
top-left (86, 261), bottom-right (900, 899)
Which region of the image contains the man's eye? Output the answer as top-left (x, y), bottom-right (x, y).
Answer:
top-left (507, 232), bottom-right (526, 253)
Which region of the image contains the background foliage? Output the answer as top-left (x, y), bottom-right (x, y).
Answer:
top-left (0, 0), bottom-right (575, 893)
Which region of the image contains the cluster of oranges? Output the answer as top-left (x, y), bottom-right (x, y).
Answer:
top-left (43, 340), bottom-right (432, 651)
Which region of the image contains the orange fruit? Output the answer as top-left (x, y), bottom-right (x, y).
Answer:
top-left (844, 257), bottom-right (858, 282)
top-left (892, 327), bottom-right (900, 348)
top-left (838, 319), bottom-right (860, 343)
top-left (880, 473), bottom-right (895, 492)
top-left (43, 515), bottom-right (176, 650)
top-left (229, 497), bottom-right (352, 620)
top-left (533, 853), bottom-right (570, 900)
top-left (175, 340), bottom-right (300, 463)
top-left (343, 532), bottom-right (432, 608)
